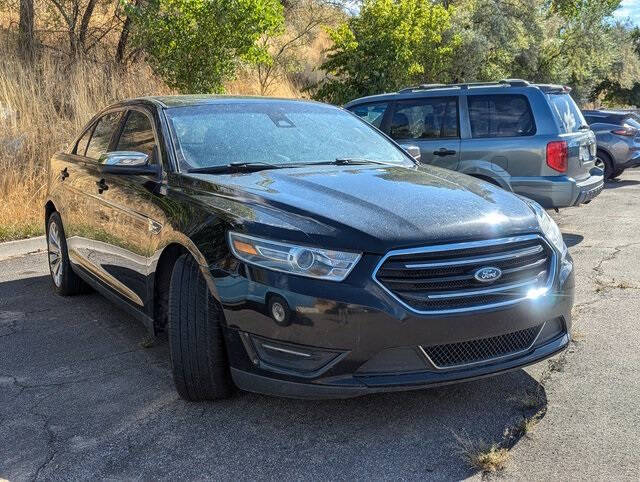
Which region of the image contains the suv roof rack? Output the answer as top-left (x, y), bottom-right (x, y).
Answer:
top-left (398, 79), bottom-right (530, 93)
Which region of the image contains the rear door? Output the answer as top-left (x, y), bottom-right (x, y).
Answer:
top-left (387, 96), bottom-right (460, 170)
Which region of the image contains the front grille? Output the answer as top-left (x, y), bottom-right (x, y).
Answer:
top-left (421, 324), bottom-right (544, 369)
top-left (374, 235), bottom-right (555, 313)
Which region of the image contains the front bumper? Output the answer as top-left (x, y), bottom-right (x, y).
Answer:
top-left (511, 168), bottom-right (604, 208)
top-left (217, 250), bottom-right (575, 399)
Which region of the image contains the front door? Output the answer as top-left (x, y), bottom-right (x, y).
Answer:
top-left (388, 97), bottom-right (461, 170)
top-left (89, 108), bottom-right (164, 313)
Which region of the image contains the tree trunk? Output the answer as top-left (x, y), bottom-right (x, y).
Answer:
top-left (18, 0), bottom-right (35, 61)
top-left (115, 16), bottom-right (132, 64)
top-left (77, 0), bottom-right (98, 54)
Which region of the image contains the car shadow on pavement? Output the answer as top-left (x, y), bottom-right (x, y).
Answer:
top-left (604, 179), bottom-right (640, 189)
top-left (562, 233), bottom-right (584, 248)
top-left (0, 272), bottom-right (548, 480)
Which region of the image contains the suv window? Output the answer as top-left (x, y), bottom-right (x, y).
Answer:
top-left (349, 102), bottom-right (389, 128)
top-left (546, 93), bottom-right (586, 134)
top-left (85, 112), bottom-right (123, 160)
top-left (74, 126), bottom-right (93, 156)
top-left (115, 110), bottom-right (157, 162)
top-left (468, 94), bottom-right (535, 138)
top-left (389, 97), bottom-right (458, 140)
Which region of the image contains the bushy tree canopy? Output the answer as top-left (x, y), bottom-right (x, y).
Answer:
top-left (126, 0), bottom-right (285, 93)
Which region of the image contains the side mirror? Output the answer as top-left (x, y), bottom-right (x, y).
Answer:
top-left (402, 145), bottom-right (421, 163)
top-left (98, 151), bottom-right (159, 175)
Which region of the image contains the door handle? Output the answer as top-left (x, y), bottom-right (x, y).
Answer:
top-left (96, 179), bottom-right (109, 194)
top-left (60, 168), bottom-right (69, 181)
top-left (433, 148), bottom-right (456, 157)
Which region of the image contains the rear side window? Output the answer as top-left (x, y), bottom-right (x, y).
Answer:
top-left (115, 110), bottom-right (157, 162)
top-left (546, 93), bottom-right (586, 133)
top-left (74, 126), bottom-right (93, 156)
top-left (389, 97), bottom-right (458, 140)
top-left (468, 94), bottom-right (535, 138)
top-left (348, 102), bottom-right (389, 128)
top-left (85, 112), bottom-right (123, 160)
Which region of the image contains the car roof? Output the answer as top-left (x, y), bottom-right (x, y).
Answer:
top-left (344, 81), bottom-right (569, 108)
top-left (126, 95), bottom-right (327, 109)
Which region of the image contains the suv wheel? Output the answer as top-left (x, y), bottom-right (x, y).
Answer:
top-left (596, 152), bottom-right (614, 180)
top-left (47, 212), bottom-right (89, 295)
top-left (168, 254), bottom-right (233, 401)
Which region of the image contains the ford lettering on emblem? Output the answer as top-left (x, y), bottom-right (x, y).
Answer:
top-left (474, 266), bottom-right (502, 283)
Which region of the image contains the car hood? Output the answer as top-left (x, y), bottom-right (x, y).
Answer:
top-left (183, 164), bottom-right (540, 254)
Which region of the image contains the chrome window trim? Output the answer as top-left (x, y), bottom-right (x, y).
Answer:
top-left (419, 322), bottom-right (546, 370)
top-left (372, 234), bottom-right (557, 315)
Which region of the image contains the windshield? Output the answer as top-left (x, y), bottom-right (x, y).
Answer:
top-left (165, 101), bottom-right (410, 171)
top-left (546, 93), bottom-right (587, 134)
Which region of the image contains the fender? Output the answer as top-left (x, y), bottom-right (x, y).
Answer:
top-left (457, 160), bottom-right (513, 191)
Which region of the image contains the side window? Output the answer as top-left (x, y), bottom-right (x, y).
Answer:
top-left (85, 112), bottom-right (123, 160)
top-left (468, 94), bottom-right (536, 138)
top-left (389, 97), bottom-right (458, 140)
top-left (74, 125), bottom-right (94, 156)
top-left (115, 110), bottom-right (157, 162)
top-left (348, 102), bottom-right (389, 128)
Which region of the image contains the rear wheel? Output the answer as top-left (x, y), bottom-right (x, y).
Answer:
top-left (596, 151), bottom-right (614, 180)
top-left (168, 254), bottom-right (233, 401)
top-left (46, 212), bottom-right (89, 295)
top-left (611, 168), bottom-right (625, 180)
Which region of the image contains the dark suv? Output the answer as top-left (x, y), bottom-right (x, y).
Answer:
top-left (345, 80), bottom-right (604, 209)
top-left (45, 96), bottom-right (574, 400)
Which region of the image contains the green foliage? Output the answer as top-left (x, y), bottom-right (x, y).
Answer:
top-left (126, 0), bottom-right (284, 93)
top-left (313, 0), bottom-right (460, 104)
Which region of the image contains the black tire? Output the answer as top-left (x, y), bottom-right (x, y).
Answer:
top-left (168, 254), bottom-right (233, 401)
top-left (611, 168), bottom-right (625, 180)
top-left (46, 212), bottom-right (89, 296)
top-left (597, 151), bottom-right (614, 180)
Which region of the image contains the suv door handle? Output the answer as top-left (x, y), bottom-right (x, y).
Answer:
top-left (433, 148), bottom-right (456, 157)
top-left (96, 179), bottom-right (109, 194)
top-left (60, 167), bottom-right (69, 181)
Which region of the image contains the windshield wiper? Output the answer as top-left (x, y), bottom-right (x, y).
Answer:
top-left (305, 158), bottom-right (402, 167)
top-left (578, 124), bottom-right (590, 130)
top-left (187, 161), bottom-right (286, 174)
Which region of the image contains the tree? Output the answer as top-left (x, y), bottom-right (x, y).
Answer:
top-left (18, 0), bottom-right (35, 60)
top-left (126, 0), bottom-right (285, 93)
top-left (314, 0), bottom-right (460, 104)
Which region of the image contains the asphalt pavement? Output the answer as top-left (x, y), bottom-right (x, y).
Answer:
top-left (1, 170), bottom-right (639, 480)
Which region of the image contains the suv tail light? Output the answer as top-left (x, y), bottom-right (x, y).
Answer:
top-left (611, 128), bottom-right (637, 137)
top-left (546, 141), bottom-right (568, 173)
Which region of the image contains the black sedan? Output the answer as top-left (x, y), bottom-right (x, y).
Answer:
top-left (44, 96), bottom-right (574, 400)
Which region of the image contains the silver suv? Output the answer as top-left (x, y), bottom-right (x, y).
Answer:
top-left (345, 79), bottom-right (604, 208)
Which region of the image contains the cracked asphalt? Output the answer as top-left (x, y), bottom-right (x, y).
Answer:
top-left (2, 170), bottom-right (640, 480)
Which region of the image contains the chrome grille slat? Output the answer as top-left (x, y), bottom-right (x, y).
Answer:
top-left (373, 235), bottom-right (556, 314)
top-left (404, 244), bottom-right (543, 269)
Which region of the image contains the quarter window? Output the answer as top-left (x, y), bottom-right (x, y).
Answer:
top-left (74, 126), bottom-right (93, 156)
top-left (348, 102), bottom-right (389, 128)
top-left (468, 94), bottom-right (536, 138)
top-left (85, 112), bottom-right (123, 160)
top-left (389, 97), bottom-right (458, 140)
top-left (115, 110), bottom-right (157, 162)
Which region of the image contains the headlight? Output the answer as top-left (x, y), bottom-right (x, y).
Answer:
top-left (228, 232), bottom-right (361, 281)
top-left (521, 198), bottom-right (567, 257)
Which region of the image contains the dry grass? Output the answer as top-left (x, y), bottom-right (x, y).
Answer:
top-left (0, 36), bottom-right (307, 242)
top-left (455, 436), bottom-right (510, 474)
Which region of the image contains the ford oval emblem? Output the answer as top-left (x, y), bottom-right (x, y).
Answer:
top-left (474, 266), bottom-right (503, 283)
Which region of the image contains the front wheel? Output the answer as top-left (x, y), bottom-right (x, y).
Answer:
top-left (168, 254), bottom-right (233, 401)
top-left (47, 212), bottom-right (89, 296)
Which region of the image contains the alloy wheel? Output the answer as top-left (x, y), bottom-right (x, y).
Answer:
top-left (48, 221), bottom-right (63, 287)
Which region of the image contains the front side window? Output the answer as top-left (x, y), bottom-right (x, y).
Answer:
top-left (166, 102), bottom-right (411, 171)
top-left (348, 102), bottom-right (389, 128)
top-left (389, 97), bottom-right (458, 140)
top-left (85, 112), bottom-right (123, 160)
top-left (545, 93), bottom-right (585, 134)
top-left (115, 110), bottom-right (157, 162)
top-left (468, 94), bottom-right (536, 138)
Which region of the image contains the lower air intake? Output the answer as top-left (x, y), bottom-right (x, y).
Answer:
top-left (421, 324), bottom-right (543, 369)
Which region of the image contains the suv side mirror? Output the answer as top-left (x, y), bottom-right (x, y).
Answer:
top-left (402, 145), bottom-right (421, 163)
top-left (99, 151), bottom-right (159, 175)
